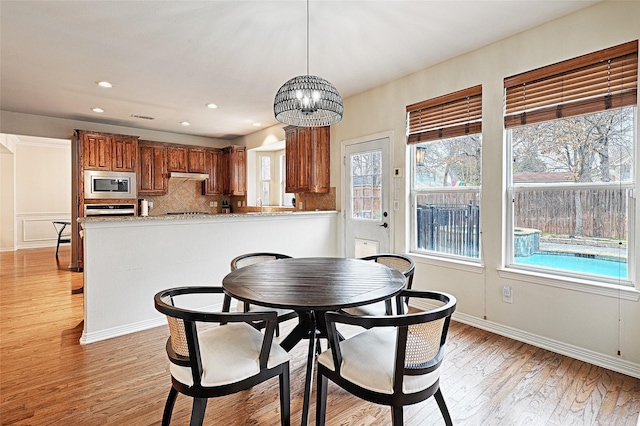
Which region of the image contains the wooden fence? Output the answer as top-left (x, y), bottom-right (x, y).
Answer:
top-left (416, 203), bottom-right (480, 257)
top-left (514, 188), bottom-right (628, 239)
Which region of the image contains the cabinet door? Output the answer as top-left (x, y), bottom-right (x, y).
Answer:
top-left (167, 146), bottom-right (188, 172)
top-left (202, 149), bottom-right (224, 195)
top-left (296, 127), bottom-right (312, 192)
top-left (139, 142), bottom-right (167, 195)
top-left (223, 146), bottom-right (246, 196)
top-left (111, 136), bottom-right (137, 171)
top-left (236, 147), bottom-right (246, 195)
top-left (82, 133), bottom-right (111, 170)
top-left (188, 148), bottom-right (207, 173)
top-left (285, 127), bottom-right (298, 193)
top-left (311, 126), bottom-right (330, 193)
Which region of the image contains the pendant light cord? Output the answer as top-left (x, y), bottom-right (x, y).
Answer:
top-left (306, 0), bottom-right (310, 76)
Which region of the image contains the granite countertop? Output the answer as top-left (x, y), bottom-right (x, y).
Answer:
top-left (78, 210), bottom-right (338, 223)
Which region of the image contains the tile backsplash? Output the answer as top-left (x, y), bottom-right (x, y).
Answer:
top-left (141, 179), bottom-right (337, 216)
top-left (141, 178), bottom-right (224, 216)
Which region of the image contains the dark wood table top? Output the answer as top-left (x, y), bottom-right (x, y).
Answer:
top-left (222, 257), bottom-right (406, 312)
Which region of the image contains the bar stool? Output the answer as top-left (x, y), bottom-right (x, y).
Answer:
top-left (52, 221), bottom-right (71, 257)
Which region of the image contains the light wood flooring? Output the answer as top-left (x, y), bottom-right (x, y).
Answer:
top-left (1, 247), bottom-right (639, 425)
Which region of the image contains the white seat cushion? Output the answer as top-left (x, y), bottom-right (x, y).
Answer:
top-left (170, 322), bottom-right (289, 388)
top-left (317, 327), bottom-right (440, 395)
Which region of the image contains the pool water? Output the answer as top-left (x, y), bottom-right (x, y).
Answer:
top-left (514, 253), bottom-right (628, 279)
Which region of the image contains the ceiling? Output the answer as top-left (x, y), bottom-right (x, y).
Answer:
top-left (1, 1), bottom-right (601, 141)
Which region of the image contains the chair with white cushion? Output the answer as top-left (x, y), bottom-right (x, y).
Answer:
top-left (154, 286), bottom-right (290, 426)
top-left (316, 289), bottom-right (456, 426)
top-left (228, 252), bottom-right (298, 334)
top-left (342, 253), bottom-right (415, 316)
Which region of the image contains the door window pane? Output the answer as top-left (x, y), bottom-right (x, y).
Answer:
top-left (351, 150), bottom-right (382, 220)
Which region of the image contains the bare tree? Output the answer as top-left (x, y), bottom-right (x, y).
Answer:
top-left (512, 107), bottom-right (634, 236)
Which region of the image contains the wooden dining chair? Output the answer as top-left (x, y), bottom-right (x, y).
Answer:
top-left (316, 289), bottom-right (456, 426)
top-left (226, 252), bottom-right (298, 335)
top-left (342, 253), bottom-right (415, 316)
top-left (154, 286), bottom-right (290, 426)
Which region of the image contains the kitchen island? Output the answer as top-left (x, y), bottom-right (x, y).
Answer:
top-left (79, 211), bottom-right (339, 344)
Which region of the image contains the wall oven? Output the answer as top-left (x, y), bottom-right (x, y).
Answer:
top-left (84, 203), bottom-right (136, 217)
top-left (84, 170), bottom-right (137, 200)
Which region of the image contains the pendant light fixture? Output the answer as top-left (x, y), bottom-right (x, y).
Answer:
top-left (274, 0), bottom-right (343, 127)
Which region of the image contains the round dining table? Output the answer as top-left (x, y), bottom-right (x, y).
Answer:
top-left (222, 256), bottom-right (406, 426)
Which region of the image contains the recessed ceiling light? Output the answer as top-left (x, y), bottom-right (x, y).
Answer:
top-left (96, 81), bottom-right (113, 88)
top-left (91, 107), bottom-right (104, 113)
top-left (180, 121), bottom-right (191, 126)
top-left (205, 103), bottom-right (218, 109)
top-left (252, 122), bottom-right (261, 127)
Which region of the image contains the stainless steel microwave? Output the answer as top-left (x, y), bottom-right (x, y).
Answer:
top-left (84, 170), bottom-right (137, 200)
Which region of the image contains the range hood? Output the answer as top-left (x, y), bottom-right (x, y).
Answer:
top-left (168, 172), bottom-right (210, 181)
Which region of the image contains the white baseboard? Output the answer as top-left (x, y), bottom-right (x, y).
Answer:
top-left (80, 303), bottom-right (222, 345)
top-left (411, 299), bottom-right (640, 379)
top-left (81, 317), bottom-right (166, 345)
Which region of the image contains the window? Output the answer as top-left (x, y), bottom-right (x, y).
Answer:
top-left (259, 155), bottom-right (270, 205)
top-left (351, 150), bottom-right (382, 220)
top-left (505, 40), bottom-right (637, 284)
top-left (280, 154), bottom-right (294, 206)
top-left (408, 85), bottom-right (482, 260)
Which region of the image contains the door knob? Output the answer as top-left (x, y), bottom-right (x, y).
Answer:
top-left (379, 223), bottom-right (388, 228)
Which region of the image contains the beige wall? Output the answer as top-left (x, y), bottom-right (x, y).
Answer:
top-left (0, 135), bottom-right (17, 250)
top-left (0, 1), bottom-right (637, 375)
top-left (330, 0), bottom-right (640, 375)
top-left (5, 136), bottom-right (72, 250)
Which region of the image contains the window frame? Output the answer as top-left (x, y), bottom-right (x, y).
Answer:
top-left (502, 40), bottom-right (638, 288)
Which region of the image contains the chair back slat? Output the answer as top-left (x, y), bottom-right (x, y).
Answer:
top-left (231, 252), bottom-right (292, 271)
top-left (235, 255), bottom-right (279, 269)
top-left (405, 318), bottom-right (445, 368)
top-left (376, 256), bottom-right (412, 276)
top-left (161, 295), bottom-right (190, 357)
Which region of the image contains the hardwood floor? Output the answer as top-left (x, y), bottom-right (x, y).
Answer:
top-left (1, 247), bottom-right (639, 425)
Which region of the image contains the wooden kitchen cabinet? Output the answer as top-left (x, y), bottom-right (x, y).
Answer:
top-left (285, 125), bottom-right (330, 193)
top-left (111, 136), bottom-right (137, 171)
top-left (81, 132), bottom-right (111, 170)
top-left (202, 148), bottom-right (225, 195)
top-left (223, 146), bottom-right (246, 196)
top-left (138, 141), bottom-right (168, 195)
top-left (79, 130), bottom-right (138, 172)
top-left (167, 145), bottom-right (188, 172)
top-left (188, 148), bottom-right (207, 173)
top-left (167, 145), bottom-right (207, 173)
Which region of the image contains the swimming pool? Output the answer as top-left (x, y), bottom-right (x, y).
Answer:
top-left (514, 253), bottom-right (628, 279)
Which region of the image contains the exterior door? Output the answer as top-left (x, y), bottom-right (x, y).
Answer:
top-left (344, 137), bottom-right (391, 258)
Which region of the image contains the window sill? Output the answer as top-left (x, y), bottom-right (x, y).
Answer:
top-left (497, 267), bottom-right (640, 301)
top-left (409, 252), bottom-right (485, 274)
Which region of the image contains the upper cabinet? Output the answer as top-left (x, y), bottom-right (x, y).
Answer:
top-left (202, 148), bottom-right (225, 195)
top-left (78, 130), bottom-right (138, 172)
top-left (111, 136), bottom-right (138, 171)
top-left (138, 141), bottom-right (168, 195)
top-left (285, 126), bottom-right (330, 193)
top-left (167, 145), bottom-right (207, 173)
top-left (223, 146), bottom-right (246, 196)
top-left (167, 146), bottom-right (188, 172)
top-left (188, 148), bottom-right (207, 173)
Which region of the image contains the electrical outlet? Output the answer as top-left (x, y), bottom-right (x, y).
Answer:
top-left (209, 201), bottom-right (214, 207)
top-left (502, 285), bottom-right (513, 304)
top-left (213, 201), bottom-right (217, 207)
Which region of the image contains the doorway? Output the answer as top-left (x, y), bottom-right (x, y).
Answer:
top-left (343, 136), bottom-right (391, 258)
